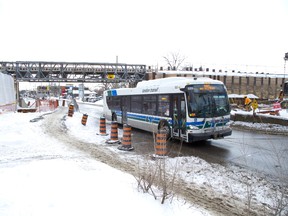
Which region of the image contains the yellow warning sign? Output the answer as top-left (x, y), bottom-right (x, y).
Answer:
top-left (251, 99), bottom-right (258, 110)
top-left (107, 74), bottom-right (115, 79)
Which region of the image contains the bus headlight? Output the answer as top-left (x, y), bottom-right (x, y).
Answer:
top-left (188, 125), bottom-right (200, 130)
top-left (225, 121), bottom-right (232, 126)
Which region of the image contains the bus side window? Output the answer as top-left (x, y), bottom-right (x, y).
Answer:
top-left (107, 96), bottom-right (120, 110)
top-left (106, 96), bottom-right (112, 109)
top-left (126, 96), bottom-right (131, 112)
top-left (158, 94), bottom-right (170, 117)
top-left (131, 95), bottom-right (142, 113)
top-left (143, 95), bottom-right (157, 115)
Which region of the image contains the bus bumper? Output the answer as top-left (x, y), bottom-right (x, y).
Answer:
top-left (187, 128), bottom-right (232, 143)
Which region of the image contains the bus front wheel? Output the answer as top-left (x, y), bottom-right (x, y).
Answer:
top-left (158, 120), bottom-right (171, 140)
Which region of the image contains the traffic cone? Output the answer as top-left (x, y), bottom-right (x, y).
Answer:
top-left (118, 124), bottom-right (134, 151)
top-left (81, 114), bottom-right (88, 126)
top-left (106, 121), bottom-right (121, 144)
top-left (97, 117), bottom-right (108, 136)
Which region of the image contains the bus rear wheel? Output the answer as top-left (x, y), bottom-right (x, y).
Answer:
top-left (158, 120), bottom-right (171, 140)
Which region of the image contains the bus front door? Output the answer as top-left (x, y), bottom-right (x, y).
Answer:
top-left (172, 94), bottom-right (186, 139)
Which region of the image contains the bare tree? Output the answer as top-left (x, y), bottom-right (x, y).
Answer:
top-left (163, 51), bottom-right (186, 70)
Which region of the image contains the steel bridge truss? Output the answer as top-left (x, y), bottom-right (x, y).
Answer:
top-left (0, 61), bottom-right (147, 84)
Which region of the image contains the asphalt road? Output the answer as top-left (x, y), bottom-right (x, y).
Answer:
top-left (130, 127), bottom-right (288, 180)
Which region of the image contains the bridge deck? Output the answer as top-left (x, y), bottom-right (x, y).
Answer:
top-left (0, 61), bottom-right (146, 83)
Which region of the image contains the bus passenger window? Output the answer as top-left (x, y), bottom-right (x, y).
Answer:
top-left (131, 95), bottom-right (142, 113)
top-left (158, 95), bottom-right (170, 117)
top-left (143, 95), bottom-right (157, 115)
top-left (106, 97), bottom-right (112, 109)
top-left (143, 103), bottom-right (148, 112)
top-left (107, 96), bottom-right (120, 110)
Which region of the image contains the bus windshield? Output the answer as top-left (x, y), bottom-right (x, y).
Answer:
top-left (186, 84), bottom-right (230, 118)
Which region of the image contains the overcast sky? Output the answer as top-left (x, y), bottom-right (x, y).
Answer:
top-left (1, 0), bottom-right (288, 72)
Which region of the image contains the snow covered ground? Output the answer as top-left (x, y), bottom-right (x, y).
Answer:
top-left (0, 101), bottom-right (288, 215)
top-left (0, 107), bottom-right (210, 215)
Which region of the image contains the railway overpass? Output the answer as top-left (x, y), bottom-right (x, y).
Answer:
top-left (0, 61), bottom-right (147, 85)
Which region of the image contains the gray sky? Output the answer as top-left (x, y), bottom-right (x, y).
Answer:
top-left (1, 0), bottom-right (288, 72)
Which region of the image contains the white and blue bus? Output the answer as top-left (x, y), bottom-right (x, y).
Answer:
top-left (103, 77), bottom-right (232, 143)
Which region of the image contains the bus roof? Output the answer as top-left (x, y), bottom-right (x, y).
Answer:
top-left (136, 77), bottom-right (223, 88)
top-left (106, 77), bottom-right (225, 96)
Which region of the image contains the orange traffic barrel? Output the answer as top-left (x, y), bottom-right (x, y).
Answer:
top-left (154, 130), bottom-right (167, 157)
top-left (106, 121), bottom-right (120, 144)
top-left (118, 124), bottom-right (134, 151)
top-left (68, 104), bottom-right (74, 117)
top-left (81, 114), bottom-right (88, 126)
top-left (97, 117), bottom-right (108, 136)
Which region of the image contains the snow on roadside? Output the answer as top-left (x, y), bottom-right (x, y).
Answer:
top-left (230, 109), bottom-right (288, 134)
top-left (0, 111), bottom-right (211, 216)
top-left (231, 106), bottom-right (288, 120)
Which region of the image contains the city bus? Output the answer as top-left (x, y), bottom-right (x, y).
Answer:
top-left (103, 77), bottom-right (232, 143)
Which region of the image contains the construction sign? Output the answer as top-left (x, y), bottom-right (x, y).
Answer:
top-left (107, 74), bottom-right (115, 79)
top-left (251, 99), bottom-right (258, 110)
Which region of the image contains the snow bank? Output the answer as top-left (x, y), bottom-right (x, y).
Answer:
top-left (0, 111), bottom-right (210, 216)
top-left (0, 72), bottom-right (16, 112)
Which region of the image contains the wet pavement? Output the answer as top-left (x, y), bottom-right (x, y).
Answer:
top-left (131, 128), bottom-right (288, 178)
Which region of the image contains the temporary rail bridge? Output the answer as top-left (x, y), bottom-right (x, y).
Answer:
top-left (0, 61), bottom-right (147, 84)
